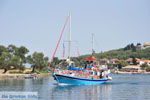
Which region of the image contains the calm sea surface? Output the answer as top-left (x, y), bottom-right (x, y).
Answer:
top-left (0, 74), bottom-right (150, 100)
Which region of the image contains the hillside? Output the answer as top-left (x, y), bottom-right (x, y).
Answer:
top-left (79, 48), bottom-right (150, 60)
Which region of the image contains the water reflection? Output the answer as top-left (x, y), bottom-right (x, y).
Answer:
top-left (50, 84), bottom-right (112, 100)
top-left (0, 78), bottom-right (45, 91)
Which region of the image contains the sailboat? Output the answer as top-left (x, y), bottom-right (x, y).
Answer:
top-left (50, 14), bottom-right (112, 85)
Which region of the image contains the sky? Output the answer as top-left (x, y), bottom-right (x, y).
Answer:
top-left (0, 0), bottom-right (150, 59)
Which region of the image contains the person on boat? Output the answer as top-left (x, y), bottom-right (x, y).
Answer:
top-left (49, 67), bottom-right (55, 73)
top-left (97, 71), bottom-right (100, 77)
top-left (99, 70), bottom-right (104, 78)
top-left (84, 64), bottom-right (87, 69)
top-left (70, 72), bottom-right (75, 76)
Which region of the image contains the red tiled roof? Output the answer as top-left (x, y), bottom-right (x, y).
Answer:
top-left (142, 60), bottom-right (150, 63)
top-left (86, 56), bottom-right (96, 61)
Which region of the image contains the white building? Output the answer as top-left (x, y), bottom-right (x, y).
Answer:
top-left (139, 60), bottom-right (150, 66)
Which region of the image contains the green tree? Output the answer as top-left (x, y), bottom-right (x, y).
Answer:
top-left (7, 45), bottom-right (17, 55)
top-left (6, 45), bottom-right (28, 71)
top-left (140, 63), bottom-right (150, 71)
top-left (117, 60), bottom-right (128, 69)
top-left (60, 60), bottom-right (68, 68)
top-left (0, 52), bottom-right (12, 73)
top-left (0, 45), bottom-right (7, 56)
top-left (50, 57), bottom-right (61, 68)
top-left (27, 52), bottom-right (49, 73)
top-left (132, 56), bottom-right (137, 65)
top-left (17, 46), bottom-right (29, 63)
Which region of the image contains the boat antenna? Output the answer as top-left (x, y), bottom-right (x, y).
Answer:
top-left (76, 46), bottom-right (80, 57)
top-left (92, 33), bottom-right (95, 55)
top-left (62, 41), bottom-right (65, 58)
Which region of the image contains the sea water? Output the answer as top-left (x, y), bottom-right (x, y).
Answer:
top-left (0, 74), bottom-right (150, 100)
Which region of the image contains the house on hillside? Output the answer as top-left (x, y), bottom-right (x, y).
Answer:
top-left (86, 56), bottom-right (99, 65)
top-left (99, 58), bottom-right (109, 64)
top-left (139, 60), bottom-right (150, 66)
top-left (126, 58), bottom-right (150, 66)
top-left (141, 42), bottom-right (150, 49)
top-left (99, 58), bottom-right (118, 65)
top-left (126, 58), bottom-right (140, 65)
top-left (119, 59), bottom-right (150, 73)
top-left (135, 42), bottom-right (150, 50)
top-left (120, 65), bottom-right (141, 73)
top-left (143, 42), bottom-right (150, 48)
top-left (109, 58), bottom-right (119, 64)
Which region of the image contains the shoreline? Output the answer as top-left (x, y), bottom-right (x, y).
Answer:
top-left (113, 71), bottom-right (150, 74)
top-left (0, 71), bottom-right (150, 79)
top-left (0, 73), bottom-right (51, 79)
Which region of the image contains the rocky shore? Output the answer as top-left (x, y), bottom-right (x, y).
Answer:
top-left (0, 73), bottom-right (51, 79)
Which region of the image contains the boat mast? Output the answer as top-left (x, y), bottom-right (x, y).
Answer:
top-left (50, 15), bottom-right (70, 63)
top-left (68, 13), bottom-right (71, 60)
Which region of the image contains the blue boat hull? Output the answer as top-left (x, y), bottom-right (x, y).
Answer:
top-left (53, 73), bottom-right (109, 85)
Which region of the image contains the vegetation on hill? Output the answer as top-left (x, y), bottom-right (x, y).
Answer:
top-left (80, 43), bottom-right (150, 60)
top-left (69, 43), bottom-right (150, 67)
top-left (93, 48), bottom-right (150, 60)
